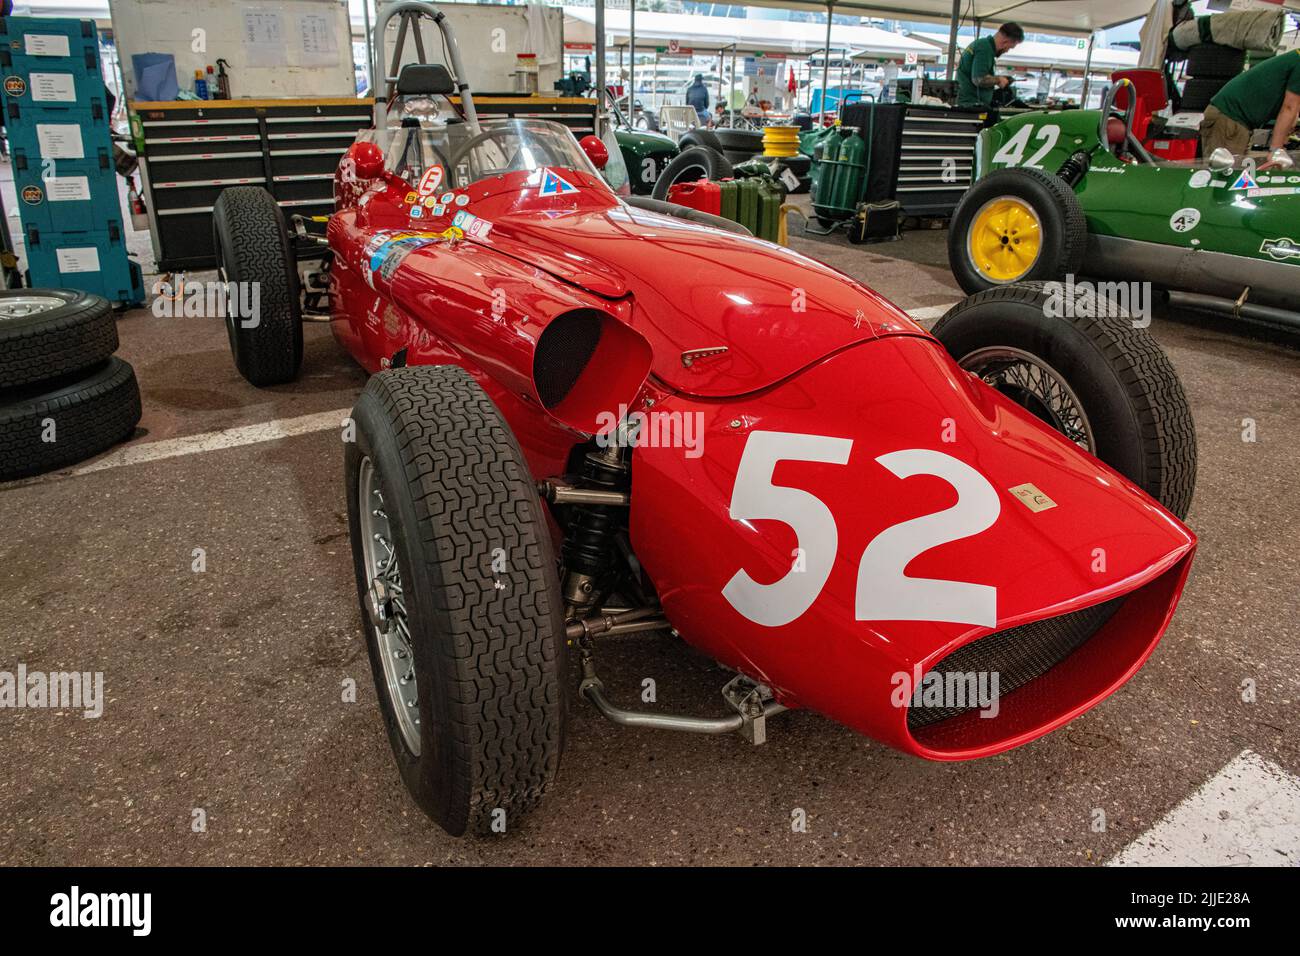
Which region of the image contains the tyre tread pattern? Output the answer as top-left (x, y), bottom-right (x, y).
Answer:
top-left (0, 291), bottom-right (117, 390)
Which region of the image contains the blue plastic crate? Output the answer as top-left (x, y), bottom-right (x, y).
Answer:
top-left (11, 164), bottom-right (124, 233)
top-left (0, 17), bottom-right (102, 81)
top-left (24, 226), bottom-right (144, 306)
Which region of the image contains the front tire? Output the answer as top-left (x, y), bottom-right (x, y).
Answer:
top-left (932, 282), bottom-right (1196, 520)
top-left (948, 166), bottom-right (1086, 295)
top-left (346, 365), bottom-right (567, 836)
top-left (212, 186), bottom-right (302, 387)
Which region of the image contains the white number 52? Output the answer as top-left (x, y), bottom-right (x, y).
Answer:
top-left (722, 431), bottom-right (1000, 629)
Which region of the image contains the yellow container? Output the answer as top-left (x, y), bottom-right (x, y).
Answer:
top-left (762, 125), bottom-right (800, 158)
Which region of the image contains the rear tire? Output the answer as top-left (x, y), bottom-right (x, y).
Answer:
top-left (678, 129), bottom-right (724, 154)
top-left (932, 282), bottom-right (1196, 519)
top-left (0, 357), bottom-right (141, 481)
top-left (949, 166), bottom-right (1087, 295)
top-left (346, 365), bottom-right (567, 836)
top-left (212, 186), bottom-right (302, 387)
top-left (651, 146), bottom-right (733, 200)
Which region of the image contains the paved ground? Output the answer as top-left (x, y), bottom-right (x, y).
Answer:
top-left (2, 201), bottom-right (1298, 866)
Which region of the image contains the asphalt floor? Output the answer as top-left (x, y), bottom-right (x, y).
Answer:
top-left (1, 194), bottom-right (1297, 865)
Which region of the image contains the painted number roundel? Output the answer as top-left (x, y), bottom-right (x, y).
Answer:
top-left (722, 431), bottom-right (1001, 629)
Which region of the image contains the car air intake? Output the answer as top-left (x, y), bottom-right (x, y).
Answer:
top-left (906, 596), bottom-right (1127, 730)
top-left (533, 310), bottom-right (603, 409)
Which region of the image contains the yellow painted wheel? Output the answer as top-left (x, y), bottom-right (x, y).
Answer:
top-left (966, 196), bottom-right (1043, 283)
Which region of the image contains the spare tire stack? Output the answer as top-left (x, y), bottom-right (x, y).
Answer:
top-left (0, 289), bottom-right (141, 481)
top-left (1179, 43), bottom-right (1246, 113)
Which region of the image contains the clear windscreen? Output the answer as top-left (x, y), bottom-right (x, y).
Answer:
top-left (355, 117), bottom-right (611, 193)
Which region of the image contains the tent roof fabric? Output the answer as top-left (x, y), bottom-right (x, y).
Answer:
top-left (907, 31), bottom-right (1140, 71)
top-left (565, 8), bottom-right (940, 58)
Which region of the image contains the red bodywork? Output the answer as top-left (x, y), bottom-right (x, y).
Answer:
top-left (329, 142), bottom-right (1195, 760)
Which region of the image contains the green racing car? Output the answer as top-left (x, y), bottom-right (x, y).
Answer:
top-left (949, 80), bottom-right (1300, 330)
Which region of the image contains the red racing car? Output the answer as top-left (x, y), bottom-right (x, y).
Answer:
top-left (212, 3), bottom-right (1196, 837)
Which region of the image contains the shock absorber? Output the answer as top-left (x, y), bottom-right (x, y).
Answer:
top-left (561, 440), bottom-right (630, 620)
top-left (1056, 150), bottom-right (1092, 188)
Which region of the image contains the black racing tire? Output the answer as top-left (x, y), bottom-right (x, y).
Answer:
top-left (651, 146), bottom-right (733, 200)
top-left (212, 186), bottom-right (302, 387)
top-left (1186, 43), bottom-right (1246, 79)
top-left (948, 166), bottom-right (1087, 295)
top-left (0, 289), bottom-right (117, 390)
top-left (932, 282), bottom-right (1196, 519)
top-left (1179, 76), bottom-right (1229, 112)
top-left (0, 357), bottom-right (141, 481)
top-left (678, 129), bottom-right (725, 153)
top-left (346, 365), bottom-right (567, 836)
top-left (713, 128), bottom-right (765, 155)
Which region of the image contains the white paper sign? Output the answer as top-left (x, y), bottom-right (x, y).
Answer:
top-left (36, 124), bottom-right (85, 160)
top-left (25, 34), bottom-right (71, 57)
top-left (30, 73), bottom-right (77, 103)
top-left (243, 9), bottom-right (287, 68)
top-left (47, 176), bottom-right (91, 202)
top-left (297, 13), bottom-right (339, 67)
top-left (57, 247), bottom-right (101, 274)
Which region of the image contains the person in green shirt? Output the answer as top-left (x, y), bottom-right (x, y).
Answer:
top-left (956, 23), bottom-right (1025, 109)
top-left (1200, 49), bottom-right (1300, 170)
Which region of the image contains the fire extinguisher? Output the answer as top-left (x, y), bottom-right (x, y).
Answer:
top-left (129, 176), bottom-right (149, 232)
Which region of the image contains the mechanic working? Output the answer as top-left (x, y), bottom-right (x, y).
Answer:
top-left (956, 23), bottom-right (1025, 109)
top-left (1199, 49), bottom-right (1300, 170)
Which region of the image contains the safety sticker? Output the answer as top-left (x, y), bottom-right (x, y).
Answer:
top-left (452, 210), bottom-right (493, 238)
top-left (537, 168), bottom-right (578, 196)
top-left (417, 165), bottom-right (444, 197)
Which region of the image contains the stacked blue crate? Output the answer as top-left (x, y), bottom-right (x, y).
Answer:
top-left (1, 15), bottom-right (143, 304)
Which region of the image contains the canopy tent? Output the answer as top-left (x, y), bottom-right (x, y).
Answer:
top-left (564, 8), bottom-right (938, 59)
top-left (906, 31), bottom-right (1140, 73)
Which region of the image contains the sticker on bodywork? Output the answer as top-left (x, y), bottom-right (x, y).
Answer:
top-left (363, 230), bottom-right (441, 288)
top-left (1188, 170), bottom-right (1211, 189)
top-left (1260, 237), bottom-right (1300, 261)
top-left (452, 210), bottom-right (492, 238)
top-left (1008, 483), bottom-right (1056, 513)
top-left (537, 168), bottom-right (578, 196)
top-left (1229, 168), bottom-right (1258, 191)
top-left (1169, 208), bottom-right (1200, 233)
top-left (417, 165), bottom-right (444, 197)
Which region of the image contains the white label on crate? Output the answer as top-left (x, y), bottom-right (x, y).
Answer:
top-left (25, 34), bottom-right (71, 57)
top-left (36, 124), bottom-right (84, 159)
top-left (56, 247), bottom-right (101, 274)
top-left (30, 73), bottom-right (77, 103)
top-left (47, 176), bottom-right (91, 202)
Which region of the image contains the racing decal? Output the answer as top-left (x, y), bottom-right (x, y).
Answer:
top-left (20, 184), bottom-right (43, 204)
top-left (537, 168), bottom-right (579, 196)
top-left (1188, 170), bottom-right (1211, 189)
top-left (417, 165), bottom-right (444, 197)
top-left (1260, 238), bottom-right (1300, 261)
top-left (439, 192), bottom-right (454, 204)
top-left (452, 210), bottom-right (492, 238)
top-left (362, 231), bottom-right (441, 289)
top-left (990, 123), bottom-right (1061, 169)
top-left (721, 433), bottom-right (1000, 629)
top-left (1247, 186), bottom-right (1300, 198)
top-left (4, 76), bottom-right (25, 97)
top-left (1008, 483), bottom-right (1056, 513)
top-left (1229, 168), bottom-right (1258, 191)
top-left (409, 205), bottom-right (423, 218)
top-left (432, 204), bottom-right (445, 217)
top-left (454, 194), bottom-right (469, 207)
top-left (1169, 208), bottom-right (1200, 233)
top-left (423, 196), bottom-right (436, 208)
top-left (404, 191), bottom-right (418, 204)
top-left (438, 225), bottom-right (463, 241)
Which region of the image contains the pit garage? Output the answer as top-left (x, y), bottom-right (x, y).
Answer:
top-left (1, 0), bottom-right (1298, 876)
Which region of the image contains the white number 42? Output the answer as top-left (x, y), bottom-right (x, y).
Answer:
top-left (721, 430), bottom-right (1001, 629)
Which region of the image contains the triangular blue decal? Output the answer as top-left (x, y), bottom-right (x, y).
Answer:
top-left (1229, 169), bottom-right (1258, 191)
top-left (538, 168), bottom-right (578, 196)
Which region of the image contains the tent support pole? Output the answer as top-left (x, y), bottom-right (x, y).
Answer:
top-left (629, 0), bottom-right (636, 120)
top-left (821, 2), bottom-right (833, 118)
top-left (1081, 32), bottom-right (1096, 105)
top-left (595, 0), bottom-right (605, 133)
top-left (945, 0), bottom-right (960, 80)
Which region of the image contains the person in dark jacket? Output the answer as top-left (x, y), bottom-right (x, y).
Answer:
top-left (684, 74), bottom-right (710, 124)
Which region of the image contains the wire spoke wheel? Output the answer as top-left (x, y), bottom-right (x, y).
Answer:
top-left (959, 346), bottom-right (1095, 454)
top-left (357, 455), bottom-right (421, 756)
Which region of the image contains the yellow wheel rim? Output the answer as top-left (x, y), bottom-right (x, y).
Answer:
top-left (967, 196), bottom-right (1042, 282)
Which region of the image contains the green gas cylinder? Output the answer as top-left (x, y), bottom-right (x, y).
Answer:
top-left (812, 127), bottom-right (867, 223)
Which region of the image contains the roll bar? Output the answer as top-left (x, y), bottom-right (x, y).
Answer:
top-left (371, 1), bottom-right (479, 134)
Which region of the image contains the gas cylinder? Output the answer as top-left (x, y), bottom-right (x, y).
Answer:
top-left (812, 127), bottom-right (867, 222)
